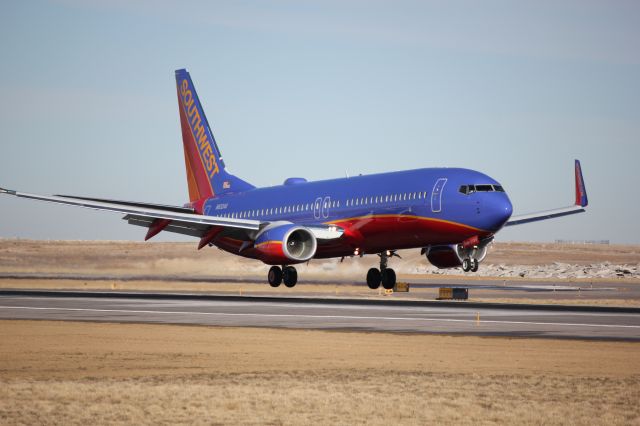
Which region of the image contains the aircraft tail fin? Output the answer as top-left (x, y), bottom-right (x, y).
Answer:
top-left (175, 68), bottom-right (255, 202)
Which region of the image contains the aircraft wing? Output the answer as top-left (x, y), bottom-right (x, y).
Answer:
top-left (0, 188), bottom-right (260, 240)
top-left (504, 160), bottom-right (588, 227)
top-left (0, 187), bottom-right (344, 246)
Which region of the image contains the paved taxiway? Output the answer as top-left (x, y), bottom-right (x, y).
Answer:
top-left (1, 292), bottom-right (639, 340)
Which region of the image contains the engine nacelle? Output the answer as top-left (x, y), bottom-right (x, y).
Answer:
top-left (425, 238), bottom-right (492, 269)
top-left (425, 245), bottom-right (464, 269)
top-left (254, 223), bottom-right (317, 265)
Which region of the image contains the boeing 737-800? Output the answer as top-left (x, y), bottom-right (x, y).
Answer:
top-left (0, 69), bottom-right (589, 289)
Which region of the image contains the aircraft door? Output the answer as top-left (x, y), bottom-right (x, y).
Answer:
top-left (313, 197), bottom-right (322, 220)
top-left (431, 178), bottom-right (447, 213)
top-left (322, 196), bottom-right (331, 219)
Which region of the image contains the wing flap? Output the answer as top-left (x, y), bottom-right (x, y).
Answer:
top-left (125, 215), bottom-right (211, 238)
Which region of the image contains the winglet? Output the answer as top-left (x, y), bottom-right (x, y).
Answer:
top-left (574, 160), bottom-right (588, 207)
top-left (0, 187), bottom-right (16, 195)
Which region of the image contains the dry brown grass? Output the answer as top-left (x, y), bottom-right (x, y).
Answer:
top-left (0, 320), bottom-right (639, 425)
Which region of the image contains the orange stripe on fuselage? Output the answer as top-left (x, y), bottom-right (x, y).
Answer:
top-left (326, 214), bottom-right (487, 234)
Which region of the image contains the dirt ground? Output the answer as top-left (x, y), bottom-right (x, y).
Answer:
top-left (1, 241), bottom-right (639, 424)
top-left (1, 239), bottom-right (639, 277)
top-left (1, 240), bottom-right (639, 307)
top-left (0, 320), bottom-right (638, 425)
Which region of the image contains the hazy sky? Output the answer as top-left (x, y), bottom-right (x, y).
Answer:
top-left (1, 0), bottom-right (639, 243)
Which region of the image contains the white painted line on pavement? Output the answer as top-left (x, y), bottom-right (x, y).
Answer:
top-left (0, 305), bottom-right (639, 329)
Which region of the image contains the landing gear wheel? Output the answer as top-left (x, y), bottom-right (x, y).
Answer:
top-left (462, 258), bottom-right (471, 272)
top-left (366, 268), bottom-right (381, 289)
top-left (381, 268), bottom-right (396, 290)
top-left (283, 266), bottom-right (298, 288)
top-left (471, 258), bottom-right (479, 273)
top-left (268, 266), bottom-right (282, 287)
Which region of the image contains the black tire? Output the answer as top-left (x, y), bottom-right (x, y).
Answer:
top-left (268, 266), bottom-right (282, 287)
top-left (366, 268), bottom-right (381, 289)
top-left (462, 258), bottom-right (471, 272)
top-left (283, 266), bottom-right (298, 288)
top-left (381, 268), bottom-right (396, 290)
top-left (471, 259), bottom-right (479, 273)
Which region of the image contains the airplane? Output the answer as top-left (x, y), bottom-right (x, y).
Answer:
top-left (0, 69), bottom-right (588, 289)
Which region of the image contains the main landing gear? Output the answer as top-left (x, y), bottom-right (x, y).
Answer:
top-left (366, 251), bottom-right (397, 290)
top-left (268, 265), bottom-right (298, 288)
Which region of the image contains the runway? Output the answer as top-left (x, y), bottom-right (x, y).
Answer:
top-left (2, 272), bottom-right (637, 303)
top-left (1, 291), bottom-right (639, 340)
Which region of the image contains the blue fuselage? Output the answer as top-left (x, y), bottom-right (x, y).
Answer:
top-left (197, 167), bottom-right (513, 258)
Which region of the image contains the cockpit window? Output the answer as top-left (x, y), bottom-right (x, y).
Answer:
top-left (459, 184), bottom-right (505, 195)
top-left (475, 184), bottom-right (493, 192)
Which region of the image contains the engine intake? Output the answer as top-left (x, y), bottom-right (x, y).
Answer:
top-left (254, 223), bottom-right (317, 265)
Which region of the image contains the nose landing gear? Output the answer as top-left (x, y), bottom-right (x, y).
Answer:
top-left (461, 258), bottom-right (479, 272)
top-left (459, 237), bottom-right (491, 273)
top-left (366, 251), bottom-right (397, 290)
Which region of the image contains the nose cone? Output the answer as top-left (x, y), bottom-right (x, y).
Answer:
top-left (488, 195), bottom-right (513, 231)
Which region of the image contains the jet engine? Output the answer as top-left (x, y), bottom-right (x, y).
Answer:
top-left (424, 237), bottom-right (493, 270)
top-left (253, 223), bottom-right (317, 265)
